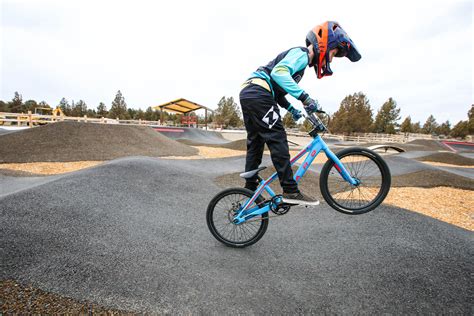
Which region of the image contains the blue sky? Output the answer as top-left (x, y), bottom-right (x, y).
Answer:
top-left (1, 0), bottom-right (472, 125)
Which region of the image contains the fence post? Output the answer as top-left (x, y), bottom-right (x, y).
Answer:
top-left (28, 111), bottom-right (32, 127)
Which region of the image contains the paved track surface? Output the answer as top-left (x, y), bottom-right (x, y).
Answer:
top-left (0, 174), bottom-right (61, 197)
top-left (431, 165), bottom-right (474, 179)
top-left (1, 157), bottom-right (472, 314)
top-left (0, 128), bottom-right (13, 136)
top-left (155, 127), bottom-right (230, 144)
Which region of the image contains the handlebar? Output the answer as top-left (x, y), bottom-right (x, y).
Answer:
top-left (303, 112), bottom-right (330, 137)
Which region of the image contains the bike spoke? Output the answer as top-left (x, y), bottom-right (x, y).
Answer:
top-left (211, 192), bottom-right (265, 245)
top-left (327, 154), bottom-right (384, 211)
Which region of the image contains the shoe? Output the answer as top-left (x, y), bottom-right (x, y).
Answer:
top-left (282, 192), bottom-right (320, 206)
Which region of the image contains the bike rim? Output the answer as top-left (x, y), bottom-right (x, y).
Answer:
top-left (326, 153), bottom-right (385, 211)
top-left (212, 193), bottom-right (264, 244)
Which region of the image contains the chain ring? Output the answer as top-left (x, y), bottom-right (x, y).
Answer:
top-left (270, 195), bottom-right (291, 215)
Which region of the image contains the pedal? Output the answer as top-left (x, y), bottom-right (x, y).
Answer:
top-left (280, 202), bottom-right (296, 207)
top-left (270, 195), bottom-right (291, 215)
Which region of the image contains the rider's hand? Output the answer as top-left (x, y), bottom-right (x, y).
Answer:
top-left (287, 105), bottom-right (302, 121)
top-left (299, 93), bottom-right (322, 114)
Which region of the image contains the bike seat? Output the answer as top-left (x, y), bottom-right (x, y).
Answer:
top-left (239, 167), bottom-right (267, 179)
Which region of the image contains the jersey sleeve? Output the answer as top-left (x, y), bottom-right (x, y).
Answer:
top-left (276, 95), bottom-right (291, 110)
top-left (270, 48), bottom-right (309, 99)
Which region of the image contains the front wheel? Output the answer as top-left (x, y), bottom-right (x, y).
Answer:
top-left (206, 188), bottom-right (268, 248)
top-left (320, 147), bottom-right (391, 215)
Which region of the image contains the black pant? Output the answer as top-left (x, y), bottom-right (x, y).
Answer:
top-left (239, 89), bottom-right (298, 194)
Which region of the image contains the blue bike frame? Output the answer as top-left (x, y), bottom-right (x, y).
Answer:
top-left (233, 135), bottom-right (359, 224)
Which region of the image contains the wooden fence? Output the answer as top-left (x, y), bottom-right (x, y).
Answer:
top-left (286, 131), bottom-right (435, 143)
top-left (0, 111), bottom-right (161, 127)
top-left (1, 111), bottom-right (441, 144)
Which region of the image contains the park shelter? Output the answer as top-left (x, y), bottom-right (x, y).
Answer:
top-left (153, 98), bottom-right (213, 129)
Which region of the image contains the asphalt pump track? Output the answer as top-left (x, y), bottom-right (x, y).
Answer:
top-left (1, 156), bottom-right (472, 314)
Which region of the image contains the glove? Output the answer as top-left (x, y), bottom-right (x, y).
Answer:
top-left (287, 104), bottom-right (302, 121)
top-left (299, 93), bottom-right (322, 114)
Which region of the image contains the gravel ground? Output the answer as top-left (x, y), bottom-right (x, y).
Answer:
top-left (1, 280), bottom-right (130, 314)
top-left (0, 169), bottom-right (42, 177)
top-left (1, 157), bottom-right (472, 314)
top-left (0, 161), bottom-right (103, 175)
top-left (0, 122), bottom-right (197, 163)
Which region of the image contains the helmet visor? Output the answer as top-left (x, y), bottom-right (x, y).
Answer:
top-left (333, 25), bottom-right (362, 62)
top-left (346, 41), bottom-right (361, 62)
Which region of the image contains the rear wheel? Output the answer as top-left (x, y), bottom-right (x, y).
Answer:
top-left (320, 147), bottom-right (391, 215)
top-left (206, 188), bottom-right (268, 248)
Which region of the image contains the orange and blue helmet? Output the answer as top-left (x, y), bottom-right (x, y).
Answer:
top-left (306, 21), bottom-right (361, 79)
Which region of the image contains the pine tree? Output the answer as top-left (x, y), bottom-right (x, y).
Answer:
top-left (450, 120), bottom-right (469, 138)
top-left (9, 92), bottom-right (23, 113)
top-left (59, 97), bottom-right (72, 116)
top-left (127, 108), bottom-right (137, 119)
top-left (400, 116), bottom-right (413, 133)
top-left (330, 92), bottom-right (373, 134)
top-left (145, 107), bottom-right (154, 121)
top-left (108, 90), bottom-right (130, 119)
top-left (422, 115), bottom-right (438, 134)
top-left (215, 96), bottom-right (243, 128)
top-left (468, 104), bottom-right (474, 134)
top-left (72, 100), bottom-right (87, 117)
top-left (135, 109), bottom-right (145, 120)
top-left (38, 101), bottom-right (50, 108)
top-left (97, 102), bottom-right (108, 117)
top-left (86, 109), bottom-right (97, 118)
top-left (0, 101), bottom-right (8, 112)
top-left (24, 100), bottom-right (38, 112)
top-left (411, 122), bottom-right (421, 133)
top-left (436, 120), bottom-right (451, 136)
top-left (372, 97), bottom-right (400, 134)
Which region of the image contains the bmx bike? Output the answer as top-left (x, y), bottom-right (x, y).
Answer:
top-left (206, 112), bottom-right (391, 248)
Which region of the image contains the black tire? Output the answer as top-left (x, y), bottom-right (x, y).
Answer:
top-left (206, 187), bottom-right (268, 248)
top-left (319, 147), bottom-right (391, 215)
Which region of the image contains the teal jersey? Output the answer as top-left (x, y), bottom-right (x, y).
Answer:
top-left (241, 47), bottom-right (310, 108)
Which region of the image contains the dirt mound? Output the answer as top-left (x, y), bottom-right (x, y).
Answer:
top-left (214, 139), bottom-right (248, 150)
top-left (417, 152), bottom-right (474, 166)
top-left (391, 169), bottom-right (474, 190)
top-left (0, 122), bottom-right (197, 163)
top-left (406, 139), bottom-right (448, 151)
